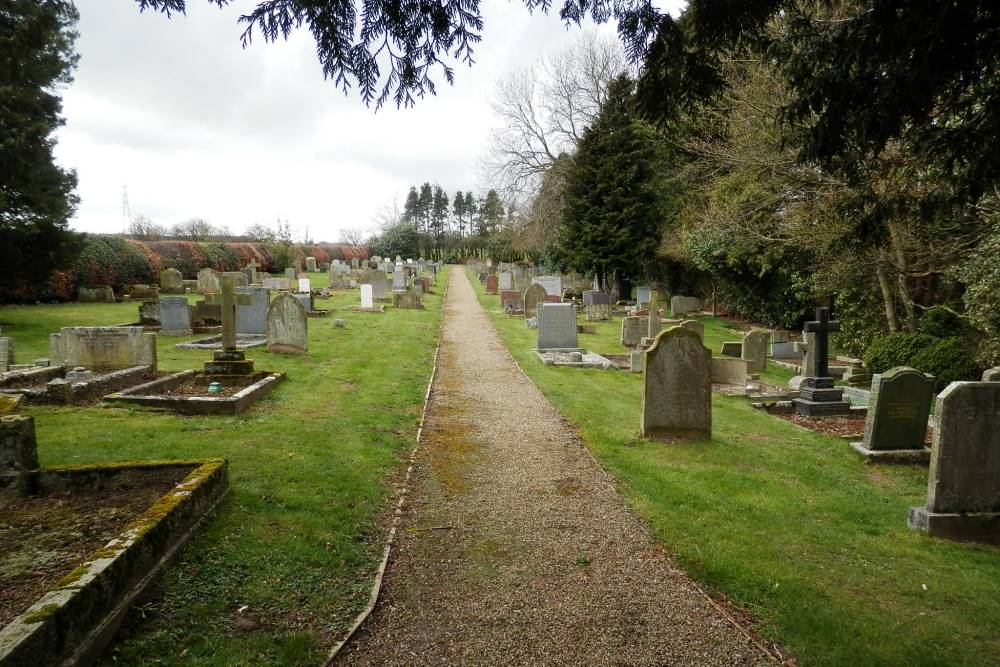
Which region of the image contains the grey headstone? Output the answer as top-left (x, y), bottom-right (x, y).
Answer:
top-left (197, 268), bottom-right (220, 293)
top-left (499, 271), bottom-right (513, 291)
top-left (679, 320), bottom-right (704, 339)
top-left (642, 328), bottom-right (711, 439)
top-left (636, 286), bottom-right (651, 304)
top-left (159, 297), bottom-right (193, 335)
top-left (620, 316), bottom-right (645, 347)
top-left (532, 275), bottom-right (562, 297)
top-left (741, 329), bottom-right (769, 373)
top-left (721, 341), bottom-right (742, 358)
top-left (292, 292), bottom-right (313, 313)
top-left (537, 303), bottom-right (578, 350)
top-left (159, 267), bottom-right (184, 294)
top-left (236, 287), bottom-right (270, 334)
top-left (523, 283), bottom-right (548, 318)
top-left (49, 327), bottom-right (157, 371)
top-left (266, 292), bottom-right (308, 354)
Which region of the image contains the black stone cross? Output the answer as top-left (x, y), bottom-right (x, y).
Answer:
top-left (803, 307), bottom-right (840, 378)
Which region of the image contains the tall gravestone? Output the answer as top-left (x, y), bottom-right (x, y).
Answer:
top-left (620, 316), bottom-right (645, 347)
top-left (907, 377), bottom-right (1000, 544)
top-left (160, 268), bottom-right (184, 294)
top-left (485, 275), bottom-right (498, 294)
top-left (851, 367), bottom-right (933, 461)
top-left (537, 303), bottom-right (578, 350)
top-left (636, 286), bottom-right (651, 304)
top-left (792, 308), bottom-right (850, 416)
top-left (236, 287), bottom-right (270, 335)
top-left (523, 283), bottom-right (547, 318)
top-left (499, 271), bottom-right (513, 291)
top-left (741, 329), bottom-right (769, 373)
top-left (49, 327), bottom-right (157, 371)
top-left (360, 284), bottom-right (374, 309)
top-left (392, 269), bottom-right (407, 293)
top-left (641, 328), bottom-right (711, 439)
top-left (266, 292), bottom-right (308, 354)
top-left (532, 275), bottom-right (562, 297)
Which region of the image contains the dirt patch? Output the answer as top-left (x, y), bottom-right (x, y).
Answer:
top-left (0, 467), bottom-right (189, 627)
top-left (159, 378), bottom-right (250, 398)
top-left (776, 413), bottom-right (932, 444)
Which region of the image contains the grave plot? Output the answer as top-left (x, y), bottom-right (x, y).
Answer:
top-left (533, 303), bottom-right (614, 369)
top-left (0, 328), bottom-right (160, 405)
top-left (107, 278), bottom-right (284, 415)
top-left (0, 415), bottom-right (229, 666)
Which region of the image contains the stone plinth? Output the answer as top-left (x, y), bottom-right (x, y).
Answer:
top-left (792, 377), bottom-right (851, 416)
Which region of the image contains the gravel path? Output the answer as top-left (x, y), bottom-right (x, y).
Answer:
top-left (339, 269), bottom-right (772, 666)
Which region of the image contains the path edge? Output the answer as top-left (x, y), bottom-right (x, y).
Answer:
top-left (324, 270), bottom-right (451, 664)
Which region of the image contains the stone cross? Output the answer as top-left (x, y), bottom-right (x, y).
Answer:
top-left (220, 276), bottom-right (251, 351)
top-left (803, 307), bottom-right (840, 378)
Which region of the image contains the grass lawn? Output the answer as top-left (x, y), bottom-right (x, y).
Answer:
top-left (470, 268), bottom-right (1000, 667)
top-left (0, 268), bottom-right (446, 666)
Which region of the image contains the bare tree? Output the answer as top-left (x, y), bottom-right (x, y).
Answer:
top-left (127, 214), bottom-right (165, 241)
top-left (482, 31), bottom-right (627, 197)
top-left (245, 222), bottom-right (276, 242)
top-left (371, 197), bottom-right (403, 231)
top-left (338, 226), bottom-right (369, 245)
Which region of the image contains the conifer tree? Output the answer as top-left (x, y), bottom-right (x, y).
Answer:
top-left (431, 186), bottom-right (449, 237)
top-left (402, 187), bottom-right (420, 227)
top-left (452, 190), bottom-right (466, 236)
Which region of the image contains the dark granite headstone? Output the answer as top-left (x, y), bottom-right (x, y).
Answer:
top-left (862, 367), bottom-right (933, 451)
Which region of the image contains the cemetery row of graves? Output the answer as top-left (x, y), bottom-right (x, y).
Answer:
top-left (0, 258), bottom-right (444, 665)
top-left (467, 261), bottom-right (1000, 667)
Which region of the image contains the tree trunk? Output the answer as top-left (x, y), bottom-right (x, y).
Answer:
top-left (875, 252), bottom-right (899, 332)
top-left (887, 221), bottom-right (917, 331)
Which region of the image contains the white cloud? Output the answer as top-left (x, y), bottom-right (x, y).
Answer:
top-left (55, 0), bottom-right (684, 240)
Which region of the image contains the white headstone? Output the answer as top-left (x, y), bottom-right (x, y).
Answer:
top-left (361, 284), bottom-right (374, 309)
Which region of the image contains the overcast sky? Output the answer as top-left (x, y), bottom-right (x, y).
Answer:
top-left (55, 1), bottom-right (681, 242)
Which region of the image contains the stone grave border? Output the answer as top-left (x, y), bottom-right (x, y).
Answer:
top-left (105, 370), bottom-right (283, 415)
top-left (533, 348), bottom-right (615, 370)
top-left (0, 459), bottom-right (229, 666)
top-left (174, 334), bottom-right (267, 350)
top-left (0, 365), bottom-right (153, 405)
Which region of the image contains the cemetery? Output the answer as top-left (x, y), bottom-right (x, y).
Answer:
top-left (5, 2), bottom-right (1000, 664)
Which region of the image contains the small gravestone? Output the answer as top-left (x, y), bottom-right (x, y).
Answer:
top-left (77, 286), bottom-right (115, 303)
top-left (620, 316), bottom-right (645, 347)
top-left (49, 327), bottom-right (157, 371)
top-left (297, 277), bottom-right (311, 293)
top-left (741, 329), bottom-right (769, 373)
top-left (392, 269), bottom-right (407, 293)
top-left (670, 295), bottom-right (700, 317)
top-left (636, 286), bottom-right (651, 304)
top-left (585, 304), bottom-right (610, 321)
top-left (646, 296), bottom-right (661, 342)
top-left (851, 367), bottom-right (933, 462)
top-left (537, 303), bottom-right (578, 350)
top-left (907, 377), bottom-right (1000, 544)
top-left (360, 284), bottom-right (374, 309)
top-left (485, 275), bottom-right (498, 294)
top-left (222, 271), bottom-right (248, 287)
top-left (770, 329), bottom-right (796, 359)
top-left (138, 298), bottom-right (159, 324)
top-left (499, 271), bottom-right (513, 291)
top-left (641, 328), bottom-right (711, 439)
top-left (522, 283), bottom-right (547, 318)
top-left (679, 320), bottom-right (704, 339)
top-left (0, 415), bottom-right (38, 501)
top-left (369, 272), bottom-right (388, 299)
top-left (236, 287), bottom-right (269, 334)
top-left (159, 297), bottom-right (193, 335)
top-left (0, 337), bottom-right (12, 373)
top-left (292, 292), bottom-right (313, 314)
top-left (160, 268), bottom-right (184, 294)
top-left (393, 288), bottom-right (424, 309)
top-left (711, 357), bottom-right (750, 385)
top-left (284, 267), bottom-right (296, 280)
top-left (721, 341), bottom-right (742, 357)
top-left (197, 268), bottom-right (220, 293)
top-left (306, 256), bottom-right (317, 272)
top-left (262, 277), bottom-right (290, 290)
top-left (266, 292), bottom-right (308, 354)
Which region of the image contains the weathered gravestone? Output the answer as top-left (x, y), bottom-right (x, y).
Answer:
top-left (532, 275), bottom-right (562, 298)
top-left (711, 357), bottom-right (750, 385)
top-left (77, 286), bottom-right (115, 303)
top-left (641, 328), bottom-right (711, 439)
top-left (522, 283), bottom-right (547, 319)
top-left (49, 327), bottom-right (157, 371)
top-left (721, 341), bottom-right (742, 357)
top-left (907, 377), bottom-right (1000, 544)
top-left (670, 295), bottom-right (700, 317)
top-left (741, 329), bottom-right (769, 373)
top-left (197, 268), bottom-right (220, 293)
top-left (0, 415), bottom-right (38, 501)
top-left (585, 304), bottom-right (611, 321)
top-left (770, 329), bottom-right (796, 359)
top-left (646, 297), bottom-right (661, 342)
top-left (292, 292), bottom-right (313, 314)
top-left (636, 286), bottom-right (651, 304)
top-left (284, 267), bottom-right (297, 280)
top-left (297, 278), bottom-right (311, 293)
top-left (392, 269), bottom-right (407, 293)
top-left (266, 292), bottom-right (308, 354)
top-left (0, 337), bottom-right (12, 373)
top-left (159, 297), bottom-right (193, 335)
top-left (537, 303), bottom-right (578, 350)
top-left (393, 288), bottom-right (424, 309)
top-left (620, 316), bottom-right (645, 347)
top-left (159, 268), bottom-right (184, 294)
top-left (499, 271), bottom-right (513, 291)
top-left (485, 275), bottom-right (498, 294)
top-left (851, 367), bottom-right (933, 462)
top-left (370, 272), bottom-right (388, 299)
top-left (306, 256), bottom-right (317, 272)
top-left (262, 277), bottom-right (291, 290)
top-left (792, 308), bottom-right (850, 416)
top-left (679, 320), bottom-right (705, 339)
top-left (236, 287), bottom-right (269, 335)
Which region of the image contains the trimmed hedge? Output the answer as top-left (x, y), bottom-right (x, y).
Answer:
top-left (864, 333), bottom-right (938, 375)
top-left (72, 236), bottom-right (159, 289)
top-left (910, 338), bottom-right (982, 391)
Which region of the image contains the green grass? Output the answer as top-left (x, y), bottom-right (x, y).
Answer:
top-left (470, 268), bottom-right (1000, 667)
top-left (0, 269), bottom-right (445, 666)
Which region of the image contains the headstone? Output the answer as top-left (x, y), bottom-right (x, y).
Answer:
top-left (197, 268), bottom-right (220, 293)
top-left (770, 329), bottom-right (797, 359)
top-left (0, 337), bottom-right (12, 373)
top-left (522, 283), bottom-right (548, 318)
top-left (77, 286), bottom-right (115, 303)
top-left (679, 320), bottom-right (704, 339)
top-left (532, 275), bottom-right (562, 297)
top-left (393, 289), bottom-right (424, 309)
top-left (49, 327), bottom-right (157, 371)
top-left (647, 296), bottom-right (660, 340)
top-left (621, 316), bottom-right (645, 347)
top-left (711, 357), bottom-right (750, 385)
top-left (485, 275), bottom-right (498, 294)
top-left (266, 292), bottom-right (308, 354)
top-left (159, 297), bottom-right (193, 335)
top-left (585, 304), bottom-right (610, 321)
top-left (306, 256), bottom-right (317, 272)
top-left (741, 329), bottom-right (769, 373)
top-left (360, 284), bottom-right (374, 309)
top-left (636, 286), bottom-right (651, 304)
top-left (537, 303), bottom-right (578, 350)
top-left (907, 379), bottom-right (1000, 544)
top-left (721, 341), bottom-right (742, 357)
top-left (393, 269), bottom-right (407, 293)
top-left (499, 271), bottom-right (513, 291)
top-left (670, 295), bottom-right (700, 317)
top-left (0, 415), bottom-right (38, 501)
top-left (292, 292), bottom-right (313, 313)
top-left (236, 287), bottom-right (269, 334)
top-left (262, 277), bottom-right (291, 291)
top-left (351, 258), bottom-right (359, 269)
top-left (159, 268), bottom-right (184, 294)
top-left (298, 278), bottom-right (311, 293)
top-left (127, 284), bottom-right (159, 300)
top-left (851, 367), bottom-right (933, 459)
top-left (284, 267), bottom-right (297, 280)
top-left (641, 328), bottom-right (711, 439)
top-left (793, 308), bottom-right (850, 416)
top-left (370, 272), bottom-right (388, 300)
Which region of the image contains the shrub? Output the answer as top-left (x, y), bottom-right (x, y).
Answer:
top-left (201, 242), bottom-right (240, 271)
top-left (910, 337), bottom-right (982, 391)
top-left (918, 306), bottom-right (970, 339)
top-left (72, 235), bottom-right (157, 289)
top-left (864, 332), bottom-right (938, 374)
top-left (149, 241), bottom-right (205, 277)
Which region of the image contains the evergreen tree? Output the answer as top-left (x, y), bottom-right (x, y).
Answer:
top-left (0, 0), bottom-right (80, 296)
top-left (431, 186), bottom-right (449, 237)
top-left (478, 190), bottom-right (505, 235)
top-left (561, 75), bottom-right (664, 297)
top-left (417, 182), bottom-right (433, 233)
top-left (402, 187), bottom-right (419, 227)
top-left (452, 190), bottom-right (466, 236)
top-left (464, 192), bottom-right (478, 235)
